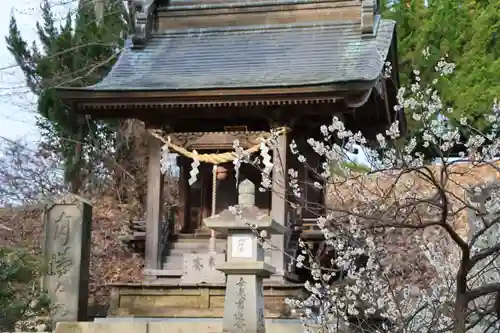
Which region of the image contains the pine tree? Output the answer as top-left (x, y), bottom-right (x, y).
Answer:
top-left (5, 0), bottom-right (126, 193)
top-left (446, 0), bottom-right (500, 130)
top-left (384, 0), bottom-right (500, 153)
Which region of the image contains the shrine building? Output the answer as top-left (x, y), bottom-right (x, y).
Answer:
top-left (56, 0), bottom-right (404, 319)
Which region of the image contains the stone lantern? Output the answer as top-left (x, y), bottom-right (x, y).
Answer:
top-left (204, 179), bottom-right (287, 333)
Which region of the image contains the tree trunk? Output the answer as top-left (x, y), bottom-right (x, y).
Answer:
top-left (453, 295), bottom-right (467, 333)
top-left (69, 123), bottom-right (84, 194)
top-left (113, 119), bottom-right (149, 215)
top-left (495, 291), bottom-right (500, 319)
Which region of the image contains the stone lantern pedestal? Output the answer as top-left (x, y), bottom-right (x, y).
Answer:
top-left (204, 179), bottom-right (287, 333)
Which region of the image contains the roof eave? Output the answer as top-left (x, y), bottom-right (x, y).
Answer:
top-left (56, 80), bottom-right (377, 107)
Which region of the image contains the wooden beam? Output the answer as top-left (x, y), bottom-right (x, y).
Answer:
top-left (145, 135), bottom-right (164, 278)
top-left (168, 131), bottom-right (268, 150)
top-left (159, 5), bottom-right (360, 30)
top-left (57, 82), bottom-right (372, 107)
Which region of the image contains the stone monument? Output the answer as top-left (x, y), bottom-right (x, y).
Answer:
top-left (41, 194), bottom-right (92, 324)
top-left (180, 251), bottom-right (226, 284)
top-left (204, 179), bottom-right (287, 333)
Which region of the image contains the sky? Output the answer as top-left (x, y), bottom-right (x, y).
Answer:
top-left (0, 1), bottom-right (375, 170)
top-left (0, 0), bottom-right (77, 145)
top-left (0, 1), bottom-right (40, 144)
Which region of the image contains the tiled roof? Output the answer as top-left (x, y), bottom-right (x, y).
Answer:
top-left (86, 19), bottom-right (395, 91)
top-left (166, 0), bottom-right (344, 10)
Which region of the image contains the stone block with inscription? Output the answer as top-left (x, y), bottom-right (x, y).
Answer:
top-left (41, 194), bottom-right (92, 324)
top-left (180, 252), bottom-right (226, 284)
top-left (204, 179), bottom-right (287, 333)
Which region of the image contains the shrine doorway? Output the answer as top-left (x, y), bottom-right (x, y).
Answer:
top-left (177, 158), bottom-right (271, 234)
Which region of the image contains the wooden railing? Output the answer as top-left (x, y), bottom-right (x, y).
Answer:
top-left (119, 220), bottom-right (146, 252)
top-left (119, 205), bottom-right (176, 254)
top-left (159, 206), bottom-right (176, 259)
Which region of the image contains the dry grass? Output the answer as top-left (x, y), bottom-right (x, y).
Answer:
top-left (326, 162), bottom-right (500, 288)
top-left (0, 198), bottom-right (144, 314)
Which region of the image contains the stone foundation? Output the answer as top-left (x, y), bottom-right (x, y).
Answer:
top-left (52, 320), bottom-right (311, 333)
top-left (108, 282), bottom-right (303, 318)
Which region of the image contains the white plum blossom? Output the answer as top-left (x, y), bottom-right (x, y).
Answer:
top-left (203, 55), bottom-right (500, 333)
top-left (284, 58), bottom-right (498, 332)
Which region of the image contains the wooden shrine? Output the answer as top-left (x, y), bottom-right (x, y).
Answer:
top-left (56, 0), bottom-right (403, 318)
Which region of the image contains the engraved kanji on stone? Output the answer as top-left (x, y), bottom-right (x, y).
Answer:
top-left (54, 280), bottom-right (65, 293)
top-left (54, 213), bottom-right (71, 246)
top-left (209, 255), bottom-right (216, 269)
top-left (42, 198), bottom-right (92, 324)
top-left (193, 256), bottom-right (203, 271)
top-left (258, 308), bottom-right (265, 327)
top-left (237, 238), bottom-right (246, 252)
top-left (48, 246), bottom-right (72, 276)
top-left (234, 277), bottom-right (247, 330)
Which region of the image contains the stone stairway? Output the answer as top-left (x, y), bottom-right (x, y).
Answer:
top-left (158, 233), bottom-right (227, 280)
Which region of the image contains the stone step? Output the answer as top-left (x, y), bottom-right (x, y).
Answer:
top-left (170, 240), bottom-right (227, 249)
top-left (163, 251), bottom-right (228, 269)
top-left (173, 236), bottom-right (228, 244)
top-left (163, 261), bottom-right (183, 271)
top-left (176, 232), bottom-right (227, 241)
top-left (162, 255), bottom-right (184, 270)
top-left (93, 317), bottom-right (305, 325)
top-left (168, 246), bottom-right (226, 256)
top-left (143, 268), bottom-right (183, 277)
top-left (162, 262), bottom-right (186, 271)
top-left (169, 241), bottom-right (227, 253)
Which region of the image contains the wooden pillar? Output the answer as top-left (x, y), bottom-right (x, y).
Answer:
top-left (270, 126), bottom-right (288, 280)
top-left (178, 156), bottom-right (191, 233)
top-left (144, 136), bottom-right (164, 279)
top-left (200, 165), bottom-right (210, 220)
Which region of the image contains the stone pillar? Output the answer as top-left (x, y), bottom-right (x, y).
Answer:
top-left (204, 180), bottom-right (287, 333)
top-left (270, 129), bottom-right (288, 280)
top-left (41, 194), bottom-right (92, 324)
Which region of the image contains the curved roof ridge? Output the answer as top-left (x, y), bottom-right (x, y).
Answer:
top-left (153, 20), bottom-right (362, 36)
top-left (165, 0), bottom-right (353, 11)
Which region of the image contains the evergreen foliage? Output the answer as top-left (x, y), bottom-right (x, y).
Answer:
top-left (0, 247), bottom-right (51, 332)
top-left (384, 0), bottom-right (499, 132)
top-left (5, 0), bottom-right (126, 192)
